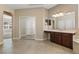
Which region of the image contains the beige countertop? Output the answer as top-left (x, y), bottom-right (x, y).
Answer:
top-left (44, 29), bottom-right (76, 34)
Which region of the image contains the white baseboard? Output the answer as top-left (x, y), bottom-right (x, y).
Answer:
top-left (13, 37), bottom-right (20, 40)
top-left (35, 38), bottom-right (45, 40)
top-left (13, 37), bottom-right (45, 41)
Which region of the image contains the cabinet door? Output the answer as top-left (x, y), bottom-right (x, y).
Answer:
top-left (54, 32), bottom-right (62, 44)
top-left (50, 32), bottom-right (55, 42)
top-left (62, 33), bottom-right (73, 49)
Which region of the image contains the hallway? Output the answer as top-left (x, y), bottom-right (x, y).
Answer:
top-left (0, 39), bottom-right (73, 54)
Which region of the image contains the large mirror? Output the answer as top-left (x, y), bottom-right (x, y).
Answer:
top-left (52, 12), bottom-right (75, 30)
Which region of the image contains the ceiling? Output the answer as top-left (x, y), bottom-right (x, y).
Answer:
top-left (5, 4), bottom-right (57, 10)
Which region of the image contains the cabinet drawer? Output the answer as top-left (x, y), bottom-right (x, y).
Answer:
top-left (62, 33), bottom-right (72, 37)
top-left (54, 32), bottom-right (61, 36)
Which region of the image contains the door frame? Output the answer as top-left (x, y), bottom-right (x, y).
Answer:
top-left (19, 16), bottom-right (36, 40)
top-left (3, 11), bottom-right (13, 40)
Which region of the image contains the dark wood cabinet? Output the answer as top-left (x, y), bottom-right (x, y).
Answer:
top-left (50, 32), bottom-right (55, 42)
top-left (62, 33), bottom-right (73, 49)
top-left (54, 32), bottom-right (62, 44)
top-left (50, 32), bottom-right (62, 44)
top-left (44, 31), bottom-right (74, 49)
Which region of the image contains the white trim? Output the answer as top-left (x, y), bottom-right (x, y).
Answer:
top-left (43, 16), bottom-right (45, 31)
top-left (34, 39), bottom-right (45, 40)
top-left (19, 16), bottom-right (21, 39)
top-left (78, 5), bottom-right (79, 28)
top-left (0, 11), bottom-right (3, 45)
top-left (3, 11), bottom-right (13, 40)
top-left (13, 37), bottom-right (20, 40)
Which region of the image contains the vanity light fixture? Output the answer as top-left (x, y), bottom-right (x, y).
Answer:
top-left (52, 15), bottom-right (57, 17)
top-left (59, 13), bottom-right (64, 16)
top-left (52, 13), bottom-right (64, 17)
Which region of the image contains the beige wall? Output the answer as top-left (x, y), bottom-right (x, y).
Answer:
top-left (0, 5), bottom-right (15, 44)
top-left (15, 8), bottom-right (48, 40)
top-left (48, 4), bottom-right (76, 16)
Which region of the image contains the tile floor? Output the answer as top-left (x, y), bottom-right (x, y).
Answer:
top-left (73, 42), bottom-right (79, 54)
top-left (0, 39), bottom-right (73, 54)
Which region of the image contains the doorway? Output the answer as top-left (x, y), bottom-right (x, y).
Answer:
top-left (19, 16), bottom-right (36, 40)
top-left (3, 11), bottom-right (13, 46)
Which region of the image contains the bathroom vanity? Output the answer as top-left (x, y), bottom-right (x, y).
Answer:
top-left (44, 30), bottom-right (76, 49)
top-left (44, 12), bottom-right (76, 49)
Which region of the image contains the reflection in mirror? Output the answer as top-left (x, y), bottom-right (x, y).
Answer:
top-left (52, 12), bottom-right (75, 30)
top-left (4, 22), bottom-right (8, 25)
